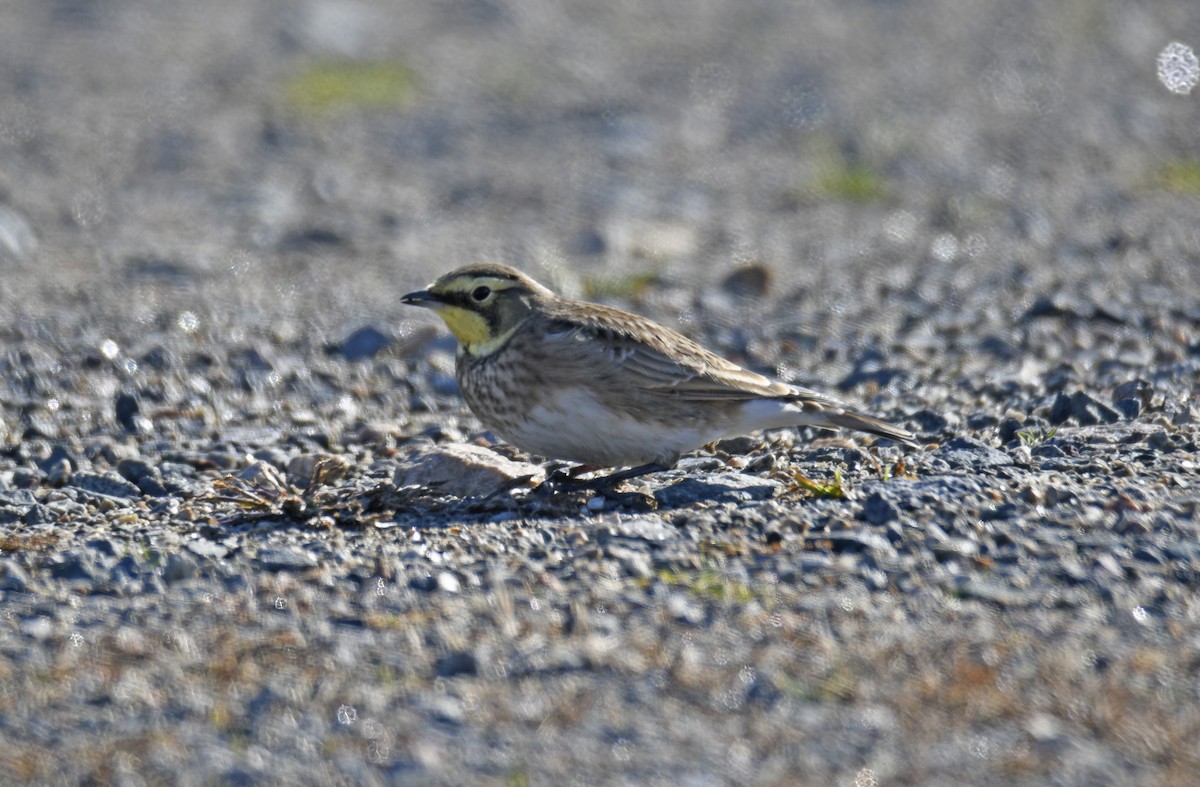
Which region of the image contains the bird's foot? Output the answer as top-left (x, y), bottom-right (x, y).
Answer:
top-left (531, 462), bottom-right (670, 499)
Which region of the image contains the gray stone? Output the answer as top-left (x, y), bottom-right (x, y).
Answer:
top-left (0, 559), bottom-right (30, 592)
top-left (237, 459), bottom-right (287, 488)
top-left (287, 453), bottom-right (350, 487)
top-left (935, 437), bottom-right (1012, 470)
top-left (721, 263), bottom-right (772, 297)
top-left (667, 592), bottom-right (706, 625)
top-left (930, 537), bottom-right (980, 561)
top-left (860, 491), bottom-right (899, 525)
top-left (421, 695), bottom-right (465, 726)
top-left (70, 472), bottom-right (142, 499)
top-left (257, 547), bottom-right (318, 572)
top-left (653, 473), bottom-right (780, 507)
top-left (135, 475), bottom-right (170, 497)
top-left (251, 446), bottom-right (291, 469)
top-left (713, 435), bottom-right (761, 455)
top-left (85, 538), bottom-right (120, 557)
top-left (408, 571), bottom-right (437, 592)
top-left (951, 578), bottom-right (1030, 606)
top-left (110, 555), bottom-right (143, 581)
top-left (187, 540), bottom-right (230, 560)
top-left (912, 409), bottom-right (951, 434)
top-left (1032, 442), bottom-right (1066, 458)
top-left (610, 547), bottom-right (653, 579)
top-left (0, 204), bottom-right (37, 259)
top-left (1146, 431), bottom-right (1175, 452)
top-left (44, 457), bottom-right (72, 486)
top-left (998, 416), bottom-right (1026, 444)
top-left (0, 489), bottom-right (37, 508)
top-left (1113, 398), bottom-right (1141, 420)
top-left (116, 458), bottom-right (159, 483)
top-left (114, 392), bottom-right (145, 434)
top-left (1025, 293), bottom-right (1091, 320)
top-left (39, 444), bottom-right (79, 475)
top-left (163, 552), bottom-right (199, 584)
top-left (20, 616), bottom-right (54, 640)
top-left (23, 503), bottom-right (58, 525)
top-left (339, 325), bottom-right (392, 361)
top-left (597, 518), bottom-right (675, 544)
top-left (1112, 379), bottom-right (1152, 408)
top-left (1051, 390), bottom-right (1121, 426)
top-left (805, 531), bottom-right (899, 560)
top-left (435, 650), bottom-right (477, 678)
top-left (49, 552), bottom-right (99, 582)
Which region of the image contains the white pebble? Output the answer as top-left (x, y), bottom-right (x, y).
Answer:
top-left (1157, 42), bottom-right (1200, 95)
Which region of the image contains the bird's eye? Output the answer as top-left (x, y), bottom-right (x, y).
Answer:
top-left (471, 286), bottom-right (492, 302)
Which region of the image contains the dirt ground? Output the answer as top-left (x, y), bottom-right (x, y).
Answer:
top-left (1, 1), bottom-right (1199, 784)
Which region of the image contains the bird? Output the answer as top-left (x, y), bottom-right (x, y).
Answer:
top-left (401, 263), bottom-right (917, 485)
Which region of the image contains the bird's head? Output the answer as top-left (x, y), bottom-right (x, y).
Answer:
top-left (401, 263), bottom-right (555, 356)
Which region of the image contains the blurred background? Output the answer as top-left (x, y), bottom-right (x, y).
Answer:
top-left (0, 0), bottom-right (1197, 340)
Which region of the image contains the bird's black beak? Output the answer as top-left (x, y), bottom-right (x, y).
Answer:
top-left (401, 289), bottom-right (441, 307)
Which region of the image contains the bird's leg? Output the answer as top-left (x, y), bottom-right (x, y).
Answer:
top-left (554, 458), bottom-right (676, 494)
top-left (573, 462), bottom-right (673, 511)
top-left (566, 462), bottom-right (672, 494)
top-left (532, 462), bottom-right (670, 497)
top-left (533, 463), bottom-right (596, 495)
top-left (567, 464), bottom-right (604, 478)
top-left (531, 464), bottom-right (580, 496)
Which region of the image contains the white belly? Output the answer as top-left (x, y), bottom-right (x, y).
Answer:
top-left (494, 387), bottom-right (713, 466)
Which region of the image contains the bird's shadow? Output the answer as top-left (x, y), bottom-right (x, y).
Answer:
top-left (399, 460), bottom-right (786, 522)
top-left (198, 453), bottom-right (851, 531)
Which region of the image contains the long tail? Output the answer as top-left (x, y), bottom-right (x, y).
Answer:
top-left (826, 408), bottom-right (920, 448)
top-left (779, 383), bottom-right (921, 448)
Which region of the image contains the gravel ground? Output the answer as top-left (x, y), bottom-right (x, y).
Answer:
top-left (2, 0), bottom-right (1200, 784)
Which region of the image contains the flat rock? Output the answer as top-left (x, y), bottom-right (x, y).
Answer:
top-left (394, 443), bottom-right (543, 497)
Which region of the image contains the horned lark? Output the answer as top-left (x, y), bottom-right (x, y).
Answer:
top-left (402, 263), bottom-right (917, 475)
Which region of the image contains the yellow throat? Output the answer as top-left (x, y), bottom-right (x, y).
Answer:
top-left (430, 304), bottom-right (517, 356)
